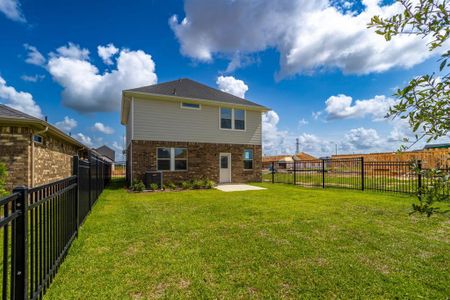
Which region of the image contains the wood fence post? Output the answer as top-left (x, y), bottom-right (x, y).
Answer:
top-left (12, 186), bottom-right (28, 300)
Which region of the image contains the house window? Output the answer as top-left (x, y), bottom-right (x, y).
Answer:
top-left (181, 102), bottom-right (201, 110)
top-left (157, 147), bottom-right (188, 171)
top-left (220, 108), bottom-right (245, 130)
top-left (33, 135), bottom-right (43, 144)
top-left (243, 149), bottom-right (253, 169)
top-left (235, 109), bottom-right (245, 130)
top-left (220, 108), bottom-right (232, 129)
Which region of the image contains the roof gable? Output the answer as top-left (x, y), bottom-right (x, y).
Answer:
top-left (124, 78), bottom-right (268, 109)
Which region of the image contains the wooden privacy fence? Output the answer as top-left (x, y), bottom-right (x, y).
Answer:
top-left (264, 157), bottom-right (449, 195)
top-left (0, 153), bottom-right (111, 299)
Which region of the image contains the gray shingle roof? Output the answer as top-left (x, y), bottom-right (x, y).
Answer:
top-left (124, 78), bottom-right (268, 109)
top-left (0, 104), bottom-right (41, 121)
top-left (95, 145), bottom-right (115, 162)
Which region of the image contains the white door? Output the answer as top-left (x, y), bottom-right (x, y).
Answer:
top-left (219, 153), bottom-right (231, 183)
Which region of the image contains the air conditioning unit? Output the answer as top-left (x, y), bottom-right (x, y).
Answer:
top-left (144, 171), bottom-right (163, 189)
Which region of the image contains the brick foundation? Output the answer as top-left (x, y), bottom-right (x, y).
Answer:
top-left (129, 140), bottom-right (262, 184)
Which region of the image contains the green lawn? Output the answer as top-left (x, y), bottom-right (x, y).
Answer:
top-left (44, 180), bottom-right (449, 299)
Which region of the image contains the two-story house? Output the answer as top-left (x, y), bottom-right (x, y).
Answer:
top-left (121, 78), bottom-right (270, 184)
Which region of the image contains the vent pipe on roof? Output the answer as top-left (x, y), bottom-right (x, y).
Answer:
top-left (45, 116), bottom-right (48, 122)
top-left (172, 88), bottom-right (176, 95)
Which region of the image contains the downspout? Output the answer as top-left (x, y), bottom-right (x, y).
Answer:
top-left (31, 126), bottom-right (48, 187)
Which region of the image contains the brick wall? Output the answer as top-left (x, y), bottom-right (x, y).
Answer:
top-left (33, 134), bottom-right (79, 186)
top-left (0, 126), bottom-right (31, 190)
top-left (0, 125), bottom-right (80, 190)
top-left (130, 140), bottom-right (262, 184)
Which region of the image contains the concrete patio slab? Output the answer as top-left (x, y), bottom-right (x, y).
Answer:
top-left (215, 184), bottom-right (267, 192)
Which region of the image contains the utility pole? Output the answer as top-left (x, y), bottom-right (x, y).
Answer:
top-left (296, 138), bottom-right (299, 154)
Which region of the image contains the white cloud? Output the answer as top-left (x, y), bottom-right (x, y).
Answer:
top-left (97, 44), bottom-right (119, 65)
top-left (0, 0), bottom-right (25, 22)
top-left (74, 133), bottom-right (93, 147)
top-left (52, 43), bottom-right (90, 60)
top-left (325, 94), bottom-right (396, 120)
top-left (46, 43), bottom-right (157, 112)
top-left (262, 111), bottom-right (295, 155)
top-left (343, 127), bottom-right (382, 150)
top-left (216, 75), bottom-right (248, 98)
top-left (54, 116), bottom-right (77, 132)
top-left (0, 76), bottom-right (42, 118)
top-left (298, 118), bottom-right (309, 127)
top-left (170, 0), bottom-right (433, 77)
top-left (92, 122), bottom-right (114, 134)
top-left (298, 133), bottom-right (333, 154)
top-left (20, 74), bottom-right (45, 82)
top-left (24, 44), bottom-right (46, 66)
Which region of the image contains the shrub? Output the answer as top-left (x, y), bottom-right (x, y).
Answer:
top-left (180, 181), bottom-right (191, 190)
top-left (131, 180), bottom-right (145, 192)
top-left (203, 179), bottom-right (215, 189)
top-left (166, 181), bottom-right (177, 190)
top-left (0, 163), bottom-right (7, 197)
top-left (192, 179), bottom-right (204, 189)
top-left (149, 183), bottom-right (159, 191)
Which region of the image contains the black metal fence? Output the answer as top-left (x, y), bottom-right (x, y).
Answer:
top-left (264, 158), bottom-right (450, 194)
top-left (0, 153), bottom-right (111, 299)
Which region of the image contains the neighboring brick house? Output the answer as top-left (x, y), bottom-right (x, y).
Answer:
top-left (121, 78), bottom-right (270, 184)
top-left (0, 105), bottom-right (86, 190)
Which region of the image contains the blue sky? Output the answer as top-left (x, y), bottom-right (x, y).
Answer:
top-left (0, 0), bottom-right (444, 159)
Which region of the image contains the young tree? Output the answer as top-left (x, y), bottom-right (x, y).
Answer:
top-left (369, 0), bottom-right (450, 216)
top-left (369, 0), bottom-right (450, 143)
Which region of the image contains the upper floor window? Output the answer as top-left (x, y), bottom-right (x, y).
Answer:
top-left (181, 102), bottom-right (201, 110)
top-left (157, 147), bottom-right (188, 171)
top-left (220, 108), bottom-right (245, 130)
top-left (220, 108), bottom-right (232, 129)
top-left (234, 109), bottom-right (245, 130)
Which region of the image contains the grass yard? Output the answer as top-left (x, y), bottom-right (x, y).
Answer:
top-left (44, 180), bottom-right (449, 299)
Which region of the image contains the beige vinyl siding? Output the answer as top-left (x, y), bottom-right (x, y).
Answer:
top-left (133, 97), bottom-right (262, 145)
top-left (126, 102), bottom-right (133, 147)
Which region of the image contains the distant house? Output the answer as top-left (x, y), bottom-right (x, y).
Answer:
top-left (0, 104), bottom-right (86, 190)
top-left (262, 152), bottom-right (316, 169)
top-left (121, 78), bottom-right (270, 184)
top-left (95, 145), bottom-right (115, 163)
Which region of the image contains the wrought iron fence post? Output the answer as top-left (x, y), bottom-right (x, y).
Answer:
top-left (322, 159), bottom-right (325, 189)
top-left (271, 162), bottom-right (275, 184)
top-left (73, 156), bottom-right (80, 235)
top-left (361, 157), bottom-right (365, 191)
top-left (417, 160), bottom-right (422, 196)
top-left (293, 160), bottom-right (296, 186)
top-left (12, 186), bottom-right (28, 300)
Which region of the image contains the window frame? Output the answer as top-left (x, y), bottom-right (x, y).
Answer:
top-left (243, 149), bottom-right (254, 170)
top-left (33, 135), bottom-right (43, 144)
top-left (180, 102), bottom-right (201, 110)
top-left (156, 147), bottom-right (188, 172)
top-left (219, 107), bottom-right (246, 131)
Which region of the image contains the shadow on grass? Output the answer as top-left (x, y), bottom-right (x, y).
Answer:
top-left (107, 178), bottom-right (127, 190)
